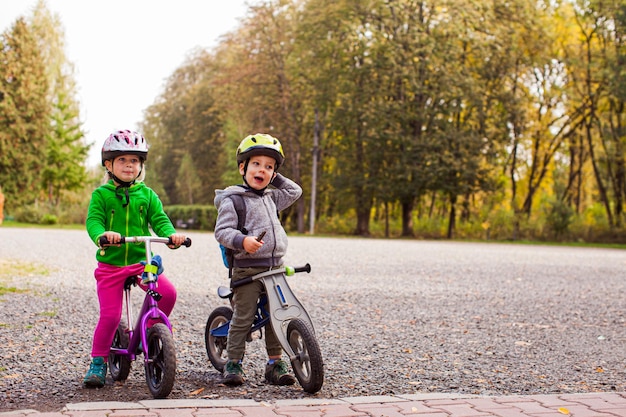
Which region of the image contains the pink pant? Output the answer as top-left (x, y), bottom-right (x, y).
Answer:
top-left (90, 262), bottom-right (177, 358)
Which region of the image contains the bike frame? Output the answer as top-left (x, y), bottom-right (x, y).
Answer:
top-left (105, 236), bottom-right (173, 364)
top-left (212, 265), bottom-right (314, 361)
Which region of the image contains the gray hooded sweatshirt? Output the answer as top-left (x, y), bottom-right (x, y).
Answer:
top-left (214, 173), bottom-right (302, 268)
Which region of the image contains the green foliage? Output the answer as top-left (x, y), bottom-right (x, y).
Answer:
top-left (315, 214), bottom-right (356, 236)
top-left (12, 202), bottom-right (81, 225)
top-left (544, 197), bottom-right (575, 239)
top-left (13, 205), bottom-right (44, 224)
top-left (0, 2), bottom-right (88, 214)
top-left (165, 205), bottom-right (217, 231)
top-left (40, 213), bottom-right (57, 225)
top-left (6, 0), bottom-right (626, 245)
top-left (140, 54), bottom-right (226, 206)
top-left (0, 18), bottom-right (50, 211)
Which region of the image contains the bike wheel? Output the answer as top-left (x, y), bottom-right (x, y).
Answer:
top-left (204, 306), bottom-right (233, 373)
top-left (144, 323), bottom-right (176, 398)
top-left (109, 320), bottom-right (131, 381)
top-left (287, 318), bottom-right (324, 393)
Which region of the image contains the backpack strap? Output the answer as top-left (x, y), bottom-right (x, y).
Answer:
top-left (227, 194), bottom-right (247, 277)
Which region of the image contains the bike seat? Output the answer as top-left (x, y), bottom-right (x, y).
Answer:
top-left (124, 276), bottom-right (138, 290)
top-left (217, 286), bottom-right (232, 299)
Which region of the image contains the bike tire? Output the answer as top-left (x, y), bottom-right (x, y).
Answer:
top-left (109, 320), bottom-right (131, 381)
top-left (287, 318), bottom-right (324, 393)
top-left (144, 323), bottom-right (176, 398)
top-left (204, 306), bottom-right (233, 373)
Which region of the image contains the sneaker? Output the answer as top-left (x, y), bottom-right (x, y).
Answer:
top-left (265, 360), bottom-right (296, 386)
top-left (223, 360), bottom-right (244, 386)
top-left (83, 356), bottom-right (107, 388)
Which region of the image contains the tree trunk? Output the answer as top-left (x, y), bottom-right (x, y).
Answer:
top-left (446, 194), bottom-right (457, 239)
top-left (401, 198), bottom-right (414, 237)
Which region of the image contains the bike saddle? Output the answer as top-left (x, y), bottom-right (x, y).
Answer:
top-left (124, 276), bottom-right (138, 290)
top-left (217, 286), bottom-right (232, 299)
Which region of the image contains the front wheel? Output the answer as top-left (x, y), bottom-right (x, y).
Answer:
top-left (287, 318), bottom-right (324, 393)
top-left (109, 320), bottom-right (131, 381)
top-left (144, 323), bottom-right (176, 398)
top-left (204, 306), bottom-right (233, 373)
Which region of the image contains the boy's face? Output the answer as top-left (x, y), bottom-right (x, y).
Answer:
top-left (240, 155), bottom-right (277, 190)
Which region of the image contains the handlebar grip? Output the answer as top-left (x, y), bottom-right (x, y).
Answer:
top-left (294, 264), bottom-right (311, 274)
top-left (167, 236), bottom-right (192, 247)
top-left (99, 236), bottom-right (126, 246)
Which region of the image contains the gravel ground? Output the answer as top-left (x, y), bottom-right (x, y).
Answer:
top-left (0, 227), bottom-right (624, 412)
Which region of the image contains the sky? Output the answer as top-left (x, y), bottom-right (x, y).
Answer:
top-left (0, 0), bottom-right (250, 166)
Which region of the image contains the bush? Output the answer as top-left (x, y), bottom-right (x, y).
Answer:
top-left (13, 206), bottom-right (44, 224)
top-left (41, 214), bottom-right (58, 225)
top-left (165, 205), bottom-right (217, 231)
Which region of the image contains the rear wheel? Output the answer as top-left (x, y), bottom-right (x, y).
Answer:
top-left (109, 321), bottom-right (131, 381)
top-left (204, 306), bottom-right (233, 373)
top-left (144, 323), bottom-right (176, 398)
top-left (287, 318), bottom-right (324, 393)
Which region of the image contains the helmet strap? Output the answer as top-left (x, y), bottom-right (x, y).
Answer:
top-left (108, 161), bottom-right (143, 208)
top-left (114, 183), bottom-right (131, 207)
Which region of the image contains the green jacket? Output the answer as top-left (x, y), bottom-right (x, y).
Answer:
top-left (86, 180), bottom-right (176, 266)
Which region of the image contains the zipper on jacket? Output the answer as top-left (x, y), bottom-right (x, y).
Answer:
top-left (109, 209), bottom-right (115, 230)
top-left (139, 206), bottom-right (145, 229)
top-left (124, 204), bottom-right (130, 265)
top-left (263, 200), bottom-right (278, 267)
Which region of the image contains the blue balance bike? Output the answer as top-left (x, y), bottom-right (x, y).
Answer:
top-left (204, 264), bottom-right (324, 393)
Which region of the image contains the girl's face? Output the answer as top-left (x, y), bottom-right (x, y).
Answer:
top-left (105, 154), bottom-right (143, 184)
top-left (240, 155), bottom-right (277, 190)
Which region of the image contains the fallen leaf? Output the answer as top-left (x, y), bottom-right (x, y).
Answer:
top-left (558, 407), bottom-right (570, 415)
top-left (189, 387), bottom-right (205, 396)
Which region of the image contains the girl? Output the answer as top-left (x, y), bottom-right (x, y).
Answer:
top-left (83, 130), bottom-right (186, 388)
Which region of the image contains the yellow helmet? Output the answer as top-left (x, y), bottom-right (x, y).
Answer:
top-left (236, 133), bottom-right (285, 169)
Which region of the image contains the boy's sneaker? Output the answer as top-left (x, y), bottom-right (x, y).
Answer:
top-left (223, 360), bottom-right (244, 386)
top-left (265, 360), bottom-right (296, 386)
top-left (83, 356), bottom-right (107, 388)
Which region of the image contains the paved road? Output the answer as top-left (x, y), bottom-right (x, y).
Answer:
top-left (2, 392), bottom-right (626, 416)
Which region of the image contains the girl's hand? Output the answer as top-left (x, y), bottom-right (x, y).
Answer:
top-left (243, 235), bottom-right (264, 254)
top-left (102, 231), bottom-right (122, 245)
top-left (168, 233), bottom-right (187, 248)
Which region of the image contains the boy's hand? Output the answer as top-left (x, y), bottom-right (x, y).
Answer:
top-left (168, 233), bottom-right (187, 248)
top-left (243, 235), bottom-right (264, 254)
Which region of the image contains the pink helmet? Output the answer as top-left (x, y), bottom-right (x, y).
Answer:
top-left (101, 130), bottom-right (149, 166)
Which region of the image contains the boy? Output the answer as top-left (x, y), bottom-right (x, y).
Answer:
top-left (214, 133), bottom-right (302, 386)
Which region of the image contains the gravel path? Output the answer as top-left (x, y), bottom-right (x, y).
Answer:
top-left (0, 228), bottom-right (624, 412)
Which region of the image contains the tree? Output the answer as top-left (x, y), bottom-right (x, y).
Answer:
top-left (31, 0), bottom-right (89, 205)
top-left (142, 53), bottom-right (226, 205)
top-left (0, 18), bottom-right (50, 211)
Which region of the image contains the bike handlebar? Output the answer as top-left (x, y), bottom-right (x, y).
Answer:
top-left (230, 263), bottom-right (311, 289)
top-left (99, 235), bottom-right (192, 247)
top-left (291, 264), bottom-right (311, 274)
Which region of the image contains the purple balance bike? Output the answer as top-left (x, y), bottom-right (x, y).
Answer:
top-left (99, 235), bottom-right (191, 398)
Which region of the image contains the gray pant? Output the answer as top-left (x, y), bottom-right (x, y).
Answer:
top-left (226, 266), bottom-right (283, 361)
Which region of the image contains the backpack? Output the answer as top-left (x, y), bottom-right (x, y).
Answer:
top-left (219, 194), bottom-right (247, 278)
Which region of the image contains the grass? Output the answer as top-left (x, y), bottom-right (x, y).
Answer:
top-left (0, 259), bottom-right (51, 296)
top-left (3, 219), bottom-right (625, 249)
top-left (1, 220), bottom-right (84, 230)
